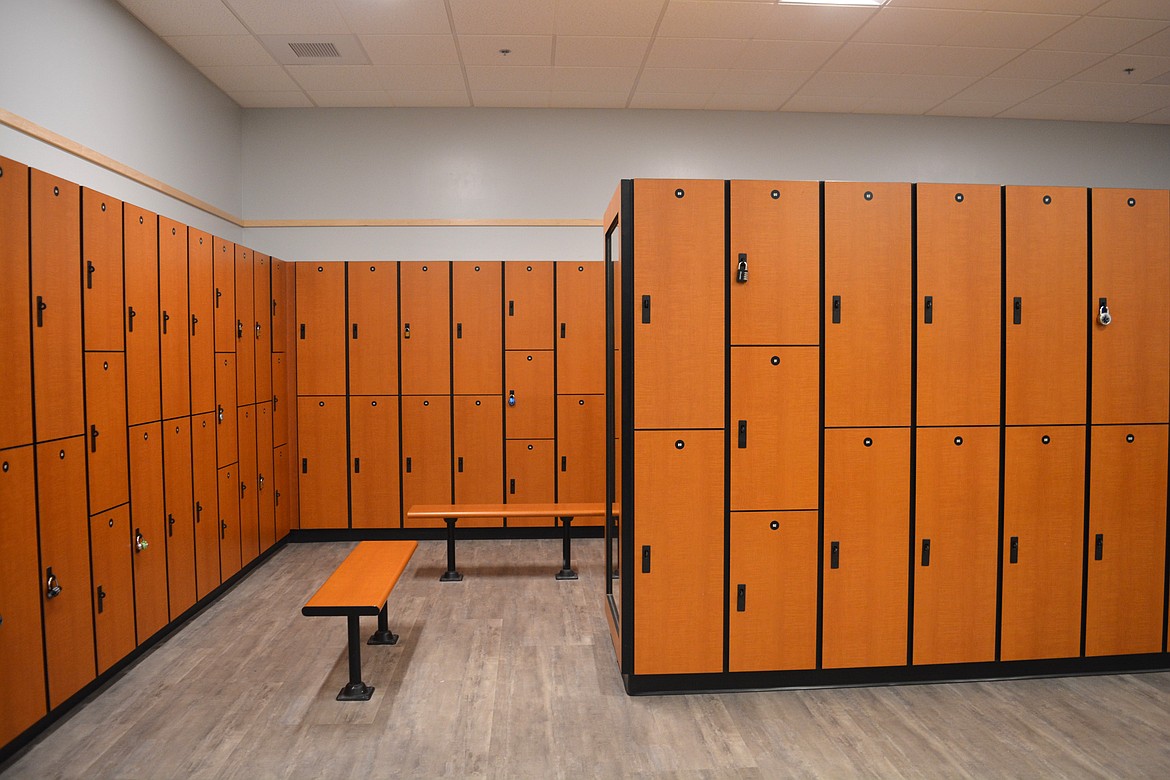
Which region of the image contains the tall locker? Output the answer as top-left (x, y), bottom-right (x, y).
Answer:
top-left (254, 253), bottom-right (272, 403)
top-left (163, 418), bottom-right (196, 618)
top-left (90, 505), bottom-right (135, 674)
top-left (505, 350), bottom-right (554, 439)
top-left (218, 464), bottom-right (242, 580)
top-left (188, 230), bottom-right (216, 415)
top-left (191, 413), bottom-right (221, 600)
top-left (256, 402), bottom-right (275, 551)
top-left (453, 396), bottom-right (503, 527)
top-left (271, 257), bottom-right (287, 354)
top-left (402, 395), bottom-right (452, 527)
top-left (504, 261), bottom-right (554, 350)
top-left (295, 263), bottom-right (346, 396)
top-left (452, 261), bottom-right (502, 395)
top-left (274, 444), bottom-right (290, 540)
top-left (235, 247), bottom-right (256, 406)
top-left (272, 354), bottom-right (289, 446)
top-left (212, 238), bottom-right (235, 353)
top-left (350, 397), bottom-right (400, 529)
top-left (506, 439), bottom-right (555, 527)
top-left (348, 262), bottom-right (398, 396)
top-left (557, 395), bottom-right (605, 512)
top-left (129, 423), bottom-right (168, 642)
top-left (557, 262), bottom-right (605, 394)
top-left (84, 353), bottom-right (129, 514)
top-left (124, 204), bottom-right (161, 426)
top-left (401, 262), bottom-right (451, 395)
top-left (297, 396), bottom-right (348, 528)
top-left (215, 354), bottom-right (238, 467)
top-left (0, 158), bottom-right (33, 450)
top-left (159, 218), bottom-right (190, 420)
top-left (81, 188), bottom-right (124, 351)
top-left (237, 405), bottom-right (259, 564)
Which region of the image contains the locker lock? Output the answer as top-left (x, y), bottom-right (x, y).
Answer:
top-left (134, 529), bottom-right (149, 553)
top-left (736, 253), bottom-right (748, 284)
top-left (45, 568), bottom-right (62, 599)
top-left (1098, 299), bottom-right (1112, 326)
top-left (508, 390), bottom-right (516, 407)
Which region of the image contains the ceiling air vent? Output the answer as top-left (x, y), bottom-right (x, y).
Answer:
top-left (288, 42), bottom-right (341, 59)
top-left (259, 35), bottom-right (369, 65)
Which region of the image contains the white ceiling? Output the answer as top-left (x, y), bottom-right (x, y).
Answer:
top-left (115, 0), bottom-right (1170, 123)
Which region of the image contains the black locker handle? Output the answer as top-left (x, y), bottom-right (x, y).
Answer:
top-left (236, 319), bottom-right (243, 339)
top-left (405, 457), bottom-right (412, 473)
top-left (271, 298), bottom-right (276, 318)
top-left (96, 585), bottom-right (106, 614)
top-left (1013, 297), bottom-right (1022, 325)
top-left (240, 481), bottom-right (246, 499)
top-left (509, 478), bottom-right (516, 495)
top-left (87, 261), bottom-right (95, 289)
top-left (921, 538), bottom-right (931, 567)
top-left (299, 323), bottom-right (306, 340)
top-left (220, 520), bottom-right (226, 540)
top-left (215, 288), bottom-right (221, 308)
top-left (1095, 533), bottom-right (1103, 561)
top-left (354, 457), bottom-right (360, 474)
top-left (127, 305), bottom-right (136, 332)
top-left (456, 322), bottom-right (462, 339)
top-left (641, 295), bottom-right (651, 324)
top-left (508, 300), bottom-right (515, 316)
top-left (560, 323), bottom-right (566, 339)
top-left (163, 310), bottom-right (170, 335)
top-left (830, 541), bottom-right (840, 569)
top-left (457, 457), bottom-right (464, 473)
top-left (641, 545), bottom-right (651, 573)
top-left (301, 457), bottom-right (308, 474)
top-left (352, 323), bottom-right (358, 340)
top-left (737, 420), bottom-right (747, 449)
top-left (90, 424), bottom-right (99, 453)
top-left (924, 296), bottom-right (933, 325)
top-left (195, 501), bottom-right (203, 523)
top-left (167, 513), bottom-right (175, 538)
top-left (1009, 536), bottom-right (1019, 564)
top-left (561, 456), bottom-right (567, 472)
top-left (191, 314), bottom-right (198, 335)
top-left (36, 296), bottom-right (45, 327)
top-left (831, 295), bottom-right (841, 324)
top-left (736, 584), bottom-right (746, 612)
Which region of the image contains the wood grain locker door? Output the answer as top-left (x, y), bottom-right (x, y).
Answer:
top-left (191, 413), bottom-right (221, 600)
top-left (188, 230), bottom-right (215, 415)
top-left (729, 180), bottom-right (820, 346)
top-left (212, 238), bottom-right (235, 353)
top-left (90, 504), bottom-right (135, 674)
top-left (81, 188), bottom-right (124, 351)
top-left (0, 158), bottom-right (33, 450)
top-left (823, 427), bottom-right (910, 669)
top-left (0, 446), bottom-right (47, 746)
top-left (37, 437), bottom-right (96, 707)
top-left (1005, 186), bottom-right (1087, 426)
top-left (824, 182), bottom-right (912, 428)
top-left (505, 350), bottom-right (554, 439)
top-left (295, 262), bottom-right (346, 396)
top-left (730, 346), bottom-right (819, 511)
top-left (85, 352), bottom-right (128, 514)
top-left (256, 402), bottom-right (276, 550)
top-left (452, 261), bottom-right (502, 395)
top-left (557, 395), bottom-right (605, 519)
top-left (129, 423), bottom-right (168, 642)
top-left (31, 170), bottom-right (84, 442)
top-left (350, 396), bottom-right (400, 529)
top-left (124, 204), bottom-right (161, 426)
top-left (298, 396), bottom-right (349, 529)
top-left (729, 511), bottom-right (818, 672)
top-left (1001, 425), bottom-right (1086, 661)
top-left (453, 395), bottom-right (503, 528)
top-left (218, 464), bottom-right (242, 580)
top-left (633, 180), bottom-right (724, 430)
top-left (401, 261), bottom-right (451, 395)
top-left (916, 183), bottom-right (1002, 427)
top-left (633, 429), bottom-right (724, 675)
top-left (402, 395), bottom-right (452, 528)
top-left (237, 405), bottom-right (259, 564)
top-left (348, 262), bottom-right (399, 396)
top-left (215, 354), bottom-right (238, 467)
top-left (1091, 189), bottom-right (1170, 424)
top-left (235, 247), bottom-right (256, 406)
top-left (254, 254), bottom-right (272, 403)
top-left (556, 262), bottom-right (605, 394)
top-left (506, 439), bottom-right (555, 527)
top-left (271, 258), bottom-right (287, 354)
top-left (504, 261), bottom-right (553, 350)
top-left (272, 354), bottom-right (288, 447)
top-left (274, 444), bottom-right (290, 540)
top-left (913, 426), bottom-right (999, 666)
top-left (1086, 425), bottom-right (1167, 656)
top-left (163, 418), bottom-right (196, 618)
top-left (159, 218), bottom-right (191, 420)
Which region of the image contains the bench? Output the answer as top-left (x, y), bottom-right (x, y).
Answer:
top-left (301, 540), bottom-right (417, 701)
top-left (405, 503), bottom-right (606, 582)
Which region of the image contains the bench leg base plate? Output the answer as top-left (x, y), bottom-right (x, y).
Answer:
top-left (439, 570), bottom-right (463, 582)
top-left (368, 630), bottom-right (399, 646)
top-left (555, 569), bottom-right (578, 581)
top-left (337, 682), bottom-right (374, 702)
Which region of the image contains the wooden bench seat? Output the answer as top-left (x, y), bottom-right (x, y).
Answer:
top-left (302, 540), bottom-right (417, 701)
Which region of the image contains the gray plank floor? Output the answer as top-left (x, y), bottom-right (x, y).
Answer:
top-left (6, 539), bottom-right (1170, 778)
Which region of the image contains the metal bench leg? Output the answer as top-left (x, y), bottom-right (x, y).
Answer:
top-left (556, 516), bottom-right (578, 580)
top-left (337, 614), bottom-right (374, 701)
top-left (368, 603), bottom-right (399, 645)
top-left (440, 516), bottom-right (463, 582)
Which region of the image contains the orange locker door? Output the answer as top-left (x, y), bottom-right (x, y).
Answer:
top-left (31, 170), bottom-right (84, 442)
top-left (124, 204), bottom-right (161, 426)
top-left (916, 184), bottom-right (1001, 427)
top-left (85, 352), bottom-right (129, 514)
top-left (633, 430), bottom-right (724, 675)
top-left (402, 395), bottom-right (452, 528)
top-left (1092, 189), bottom-right (1170, 424)
top-left (454, 396), bottom-right (503, 528)
top-left (913, 427), bottom-right (999, 666)
top-left (159, 218), bottom-right (191, 420)
top-left (0, 158), bottom-right (33, 450)
top-left (298, 396), bottom-right (349, 528)
top-left (254, 253), bottom-right (272, 403)
top-left (823, 427), bottom-right (910, 669)
top-left (730, 346), bottom-right (819, 511)
top-left (633, 180), bottom-right (724, 430)
top-left (272, 354), bottom-right (288, 446)
top-left (218, 464), bottom-right (242, 580)
top-left (350, 396), bottom-right (400, 529)
top-left (453, 261), bottom-right (502, 395)
top-left (729, 511), bottom-right (818, 672)
top-left (401, 261), bottom-right (451, 395)
top-left (237, 405), bottom-right (259, 564)
top-left (348, 262), bottom-right (399, 396)
top-left (256, 401), bottom-right (276, 550)
top-left (163, 418), bottom-right (196, 617)
top-left (212, 238), bottom-right (235, 353)
top-left (504, 261), bottom-right (554, 350)
top-left (81, 188), bottom-right (124, 351)
top-left (506, 439), bottom-right (555, 527)
top-left (557, 262), bottom-right (605, 395)
top-left (191, 413), bottom-right (221, 600)
top-left (0, 446), bottom-right (46, 745)
top-left (1001, 425), bottom-right (1086, 661)
top-left (295, 262), bottom-right (346, 396)
top-left (188, 230), bottom-right (216, 415)
top-left (729, 179), bottom-right (820, 346)
top-left (274, 444), bottom-right (290, 540)
top-left (37, 437), bottom-right (96, 707)
top-left (129, 423), bottom-right (168, 642)
top-left (824, 182), bottom-right (911, 428)
top-left (271, 257), bottom-right (287, 354)
top-left (1086, 425), bottom-right (1167, 656)
top-left (90, 505), bottom-right (135, 673)
top-left (215, 354), bottom-right (238, 467)
top-left (235, 247), bottom-right (256, 406)
top-left (557, 395), bottom-right (605, 520)
top-left (1005, 186), bottom-right (1087, 426)
top-left (505, 350), bottom-right (554, 439)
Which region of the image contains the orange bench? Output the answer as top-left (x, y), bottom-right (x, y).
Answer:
top-left (302, 540), bottom-right (417, 701)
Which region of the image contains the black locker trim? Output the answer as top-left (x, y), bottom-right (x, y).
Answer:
top-left (722, 179), bottom-right (732, 675)
top-left (448, 263), bottom-right (456, 508)
top-left (907, 183), bottom-right (918, 666)
top-left (344, 264), bottom-right (353, 529)
top-left (816, 180), bottom-right (826, 671)
top-left (995, 185), bottom-right (1007, 662)
top-left (620, 179), bottom-right (635, 676)
top-left (603, 206), bottom-right (618, 635)
top-left (396, 262), bottom-right (405, 528)
top-left (1080, 189), bottom-right (1093, 658)
top-left (499, 263), bottom-right (507, 522)
top-left (552, 262), bottom-right (560, 511)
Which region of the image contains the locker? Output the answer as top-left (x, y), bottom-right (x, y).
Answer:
top-left (452, 261), bottom-right (502, 395)
top-left (37, 437), bottom-right (96, 707)
top-left (1001, 425), bottom-right (1085, 661)
top-left (633, 180), bottom-right (724, 430)
top-left (295, 262), bottom-right (346, 396)
top-left (824, 182), bottom-right (912, 428)
top-left (271, 257), bottom-right (288, 354)
top-left (1005, 186), bottom-right (1087, 426)
top-left (730, 347), bottom-right (819, 511)
top-left (256, 402), bottom-right (275, 550)
top-left (89, 505), bottom-right (135, 674)
top-left (1091, 189), bottom-right (1170, 424)
top-left (235, 246), bottom-right (256, 406)
top-left (728, 511), bottom-right (818, 672)
top-left (913, 426), bottom-right (999, 666)
top-left (272, 353), bottom-right (288, 446)
top-left (822, 427), bottom-right (910, 669)
top-left (237, 405), bottom-right (259, 564)
top-left (1086, 425), bottom-right (1167, 656)
top-left (81, 188), bottom-right (124, 351)
top-left (350, 396), bottom-right (401, 529)
top-left (504, 261), bottom-right (554, 350)
top-left (505, 350), bottom-right (554, 439)
top-left (402, 395), bottom-right (452, 528)
top-left (556, 262), bottom-right (605, 394)
top-left (729, 179), bottom-right (820, 346)
top-left (298, 396), bottom-right (349, 529)
top-left (557, 395), bottom-right (605, 521)
top-left (274, 444), bottom-right (290, 540)
top-left (163, 418), bottom-right (196, 618)
top-left (31, 169), bottom-right (84, 442)
top-left (348, 261), bottom-right (399, 396)
top-left (191, 413), bottom-right (221, 600)
top-left (916, 183), bottom-right (1002, 427)
top-left (159, 217), bottom-right (191, 420)
top-left (188, 229), bottom-right (216, 415)
top-left (506, 439), bottom-right (555, 527)
top-left (124, 204), bottom-right (161, 426)
top-left (254, 253), bottom-right (272, 403)
top-left (633, 429), bottom-right (723, 675)
top-left (0, 158), bottom-right (33, 450)
top-left (129, 423), bottom-right (168, 642)
top-left (400, 261), bottom-right (451, 395)
top-left (215, 354), bottom-right (238, 467)
top-left (0, 446), bottom-right (46, 746)
top-left (84, 352), bottom-right (129, 514)
top-left (218, 464), bottom-right (242, 580)
top-left (212, 238), bottom-right (235, 352)
top-left (453, 395), bottom-right (504, 528)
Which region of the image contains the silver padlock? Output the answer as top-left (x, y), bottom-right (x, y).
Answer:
top-left (1099, 302), bottom-right (1112, 326)
top-left (736, 253), bottom-right (748, 284)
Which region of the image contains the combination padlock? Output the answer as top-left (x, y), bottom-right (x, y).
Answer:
top-left (1098, 301), bottom-right (1112, 326)
top-left (736, 253), bottom-right (748, 284)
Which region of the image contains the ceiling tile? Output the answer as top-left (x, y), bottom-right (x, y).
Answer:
top-left (308, 90), bottom-right (395, 107)
top-left (947, 12), bottom-right (1076, 49)
top-left (386, 90), bottom-right (471, 106)
top-left (466, 65), bottom-right (554, 91)
top-left (1036, 16), bottom-right (1169, 52)
top-left (554, 0), bottom-right (665, 37)
top-left (856, 97), bottom-right (940, 115)
top-left (717, 69), bottom-right (810, 96)
top-left (646, 38), bottom-right (748, 70)
top-left (853, 7), bottom-right (980, 45)
top-left (753, 4), bottom-right (877, 42)
top-left (359, 35), bottom-right (459, 66)
top-left (115, 0), bottom-right (250, 36)
top-left (448, 0), bottom-right (555, 35)
top-left (884, 0), bottom-right (999, 9)
top-left (335, 0), bottom-right (452, 35)
top-left (201, 65), bottom-right (301, 92)
top-left (1122, 26), bottom-right (1170, 55)
top-left (991, 50), bottom-right (1108, 80)
top-left (474, 91), bottom-right (551, 107)
top-left (555, 36), bottom-right (651, 67)
top-left (998, 101), bottom-right (1148, 122)
top-left (906, 46), bottom-right (1023, 78)
top-left (287, 64), bottom-right (385, 91)
top-left (822, 42), bottom-right (932, 74)
top-left (983, 0), bottom-right (1101, 12)
top-left (1030, 81), bottom-right (1170, 112)
top-left (927, 98), bottom-right (1018, 117)
top-left (781, 94), bottom-right (866, 113)
top-left (552, 67), bottom-right (639, 92)
top-left (1071, 54), bottom-right (1170, 83)
top-left (705, 93), bottom-right (783, 111)
top-left (1090, 0), bottom-right (1170, 21)
top-left (629, 92), bottom-right (712, 109)
top-left (549, 91), bottom-right (629, 109)
top-left (258, 33), bottom-right (370, 65)
top-left (637, 68), bottom-right (729, 93)
top-left (735, 39), bottom-right (839, 71)
top-left (1131, 105), bottom-right (1170, 123)
top-left (376, 64), bottom-right (467, 91)
top-left (460, 35), bottom-right (554, 66)
top-left (163, 35), bottom-right (277, 67)
top-left (222, 0), bottom-right (351, 35)
top-left (800, 71), bottom-right (974, 101)
top-left (226, 90), bottom-right (314, 108)
top-left (657, 2), bottom-right (764, 39)
top-left (952, 76), bottom-right (1054, 102)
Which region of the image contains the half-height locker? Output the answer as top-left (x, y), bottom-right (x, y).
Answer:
top-left (84, 353), bottom-right (129, 515)
top-left (191, 413), bottom-right (221, 599)
top-left (215, 355), bottom-right (238, 468)
top-left (505, 262), bottom-right (553, 350)
top-left (218, 464), bottom-right (242, 580)
top-left (254, 254), bottom-right (272, 403)
top-left (453, 262), bottom-right (503, 395)
top-left (348, 262), bottom-right (398, 396)
top-left (295, 263), bottom-right (346, 396)
top-left (163, 418), bottom-right (196, 618)
top-left (453, 395), bottom-right (503, 527)
top-left (159, 218), bottom-right (191, 420)
top-left (235, 247), bottom-right (256, 406)
top-left (297, 397), bottom-right (348, 529)
top-left (90, 505), bottom-right (135, 674)
top-left (80, 188), bottom-right (124, 352)
top-left (349, 397), bottom-right (400, 529)
top-left (401, 262), bottom-right (451, 395)
top-left (257, 401), bottom-right (275, 550)
top-left (556, 261), bottom-right (605, 394)
top-left (213, 238), bottom-right (235, 353)
top-left (0, 157), bottom-right (33, 450)
top-left (237, 405), bottom-right (259, 563)
top-left (189, 230), bottom-right (216, 415)
top-left (557, 395), bottom-right (605, 513)
top-left (129, 423), bottom-right (168, 642)
top-left (505, 351), bottom-right (554, 439)
top-left (506, 439), bottom-right (555, 527)
top-left (124, 205), bottom-right (161, 426)
top-left (402, 396), bottom-right (452, 527)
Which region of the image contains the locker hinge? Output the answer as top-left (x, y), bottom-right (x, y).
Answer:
top-left (923, 296), bottom-right (933, 324)
top-left (641, 545), bottom-right (651, 573)
top-left (736, 584), bottom-right (746, 612)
